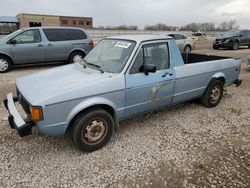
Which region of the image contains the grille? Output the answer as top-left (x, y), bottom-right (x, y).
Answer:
top-left (16, 87), bottom-right (30, 114)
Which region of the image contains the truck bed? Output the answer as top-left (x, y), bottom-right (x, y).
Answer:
top-left (181, 53), bottom-right (232, 64)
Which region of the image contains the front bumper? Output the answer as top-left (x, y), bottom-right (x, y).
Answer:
top-left (3, 92), bottom-right (34, 137)
top-left (213, 41), bottom-right (233, 48)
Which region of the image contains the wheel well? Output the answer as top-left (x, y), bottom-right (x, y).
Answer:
top-left (66, 104), bottom-right (115, 133)
top-left (69, 50), bottom-right (86, 61)
top-left (0, 53), bottom-right (13, 65)
top-left (216, 77), bottom-right (225, 85)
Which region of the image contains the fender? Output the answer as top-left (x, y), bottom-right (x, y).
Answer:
top-left (66, 96), bottom-right (119, 129)
top-left (69, 47), bottom-right (87, 56)
top-left (211, 72), bottom-right (226, 80)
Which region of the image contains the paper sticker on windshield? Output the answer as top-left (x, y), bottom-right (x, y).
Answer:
top-left (115, 41), bottom-right (131, 48)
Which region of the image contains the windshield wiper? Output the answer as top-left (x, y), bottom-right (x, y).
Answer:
top-left (86, 62), bottom-right (104, 73)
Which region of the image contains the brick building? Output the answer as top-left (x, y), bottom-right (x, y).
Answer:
top-left (17, 13), bottom-right (93, 29)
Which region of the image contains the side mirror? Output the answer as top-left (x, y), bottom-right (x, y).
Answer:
top-left (10, 39), bottom-right (17, 44)
top-left (144, 63), bottom-right (156, 75)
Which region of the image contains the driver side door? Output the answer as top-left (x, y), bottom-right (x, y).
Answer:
top-left (124, 41), bottom-right (175, 117)
top-left (10, 29), bottom-right (46, 64)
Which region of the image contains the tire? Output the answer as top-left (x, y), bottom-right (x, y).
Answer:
top-left (69, 51), bottom-right (86, 64)
top-left (70, 109), bottom-right (114, 152)
top-left (183, 45), bottom-right (191, 53)
top-left (0, 56), bottom-right (11, 73)
top-left (232, 42), bottom-right (239, 50)
top-left (201, 79), bottom-right (224, 108)
top-left (213, 45), bottom-right (219, 50)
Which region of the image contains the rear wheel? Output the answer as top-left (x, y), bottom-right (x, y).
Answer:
top-left (0, 56), bottom-right (11, 73)
top-left (183, 45), bottom-right (191, 53)
top-left (69, 51), bottom-right (86, 64)
top-left (70, 109), bottom-right (114, 152)
top-left (232, 42), bottom-right (239, 50)
top-left (201, 80), bottom-right (224, 108)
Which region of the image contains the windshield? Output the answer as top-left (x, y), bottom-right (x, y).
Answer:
top-left (222, 31), bottom-right (240, 37)
top-left (84, 39), bottom-right (136, 73)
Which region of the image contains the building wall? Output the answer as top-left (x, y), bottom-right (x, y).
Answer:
top-left (17, 13), bottom-right (93, 29)
top-left (60, 16), bottom-right (92, 29)
top-left (17, 14), bottom-right (60, 28)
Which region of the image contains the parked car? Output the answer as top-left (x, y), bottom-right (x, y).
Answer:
top-left (4, 35), bottom-right (242, 152)
top-left (191, 31), bottom-right (207, 40)
top-left (213, 30), bottom-right (250, 50)
top-left (167, 33), bottom-right (193, 53)
top-left (0, 27), bottom-right (93, 73)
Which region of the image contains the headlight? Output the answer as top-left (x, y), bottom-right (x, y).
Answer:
top-left (30, 106), bottom-right (43, 122)
top-left (225, 39), bottom-right (231, 43)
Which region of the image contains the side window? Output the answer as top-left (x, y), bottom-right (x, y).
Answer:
top-left (43, 29), bottom-right (67, 41)
top-left (12, 30), bottom-right (41, 44)
top-left (130, 43), bottom-right (169, 74)
top-left (67, 29), bottom-right (87, 40)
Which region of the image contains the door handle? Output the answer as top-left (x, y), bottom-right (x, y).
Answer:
top-left (37, 44), bottom-right (44, 47)
top-left (47, 43), bottom-right (53, 47)
top-left (162, 72), bottom-right (173, 77)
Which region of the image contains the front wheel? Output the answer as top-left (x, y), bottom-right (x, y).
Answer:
top-left (201, 80), bottom-right (224, 108)
top-left (70, 109), bottom-right (114, 152)
top-left (232, 42), bottom-right (239, 50)
top-left (213, 45), bottom-right (219, 50)
top-left (0, 56), bottom-right (11, 73)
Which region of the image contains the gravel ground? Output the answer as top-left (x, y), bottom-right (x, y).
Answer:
top-left (0, 40), bottom-right (250, 187)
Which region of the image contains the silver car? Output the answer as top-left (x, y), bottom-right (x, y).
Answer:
top-left (167, 33), bottom-right (194, 53)
top-left (0, 27), bottom-right (93, 73)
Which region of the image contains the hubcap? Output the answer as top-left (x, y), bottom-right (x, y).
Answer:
top-left (184, 46), bottom-right (191, 53)
top-left (73, 54), bottom-right (83, 63)
top-left (210, 86), bottom-right (221, 103)
top-left (0, 59), bottom-right (8, 71)
top-left (82, 119), bottom-right (107, 144)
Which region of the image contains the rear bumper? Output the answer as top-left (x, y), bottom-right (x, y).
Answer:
top-left (3, 93), bottom-right (34, 137)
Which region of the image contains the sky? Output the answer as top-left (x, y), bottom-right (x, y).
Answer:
top-left (0, 0), bottom-right (250, 29)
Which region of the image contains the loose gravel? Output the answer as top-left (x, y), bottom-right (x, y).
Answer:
top-left (0, 42), bottom-right (250, 187)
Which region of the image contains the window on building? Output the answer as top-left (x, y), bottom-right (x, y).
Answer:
top-left (61, 20), bottom-right (68, 25)
top-left (73, 20), bottom-right (76, 25)
top-left (79, 20), bottom-right (84, 25)
top-left (86, 21), bottom-right (92, 26)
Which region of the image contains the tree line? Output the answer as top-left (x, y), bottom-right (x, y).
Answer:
top-left (95, 20), bottom-right (239, 31)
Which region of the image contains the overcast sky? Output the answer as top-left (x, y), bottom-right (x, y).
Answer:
top-left (1, 0), bottom-right (250, 29)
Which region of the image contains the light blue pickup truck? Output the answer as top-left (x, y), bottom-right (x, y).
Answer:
top-left (4, 35), bottom-right (242, 152)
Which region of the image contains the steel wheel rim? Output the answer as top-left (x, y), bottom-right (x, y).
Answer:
top-left (82, 118), bottom-right (107, 144)
top-left (210, 86), bottom-right (221, 103)
top-left (73, 54), bottom-right (83, 63)
top-left (0, 59), bottom-right (8, 71)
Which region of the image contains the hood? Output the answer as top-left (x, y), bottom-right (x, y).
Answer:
top-left (16, 64), bottom-right (120, 105)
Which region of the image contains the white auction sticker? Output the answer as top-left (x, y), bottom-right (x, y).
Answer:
top-left (115, 41), bottom-right (131, 48)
